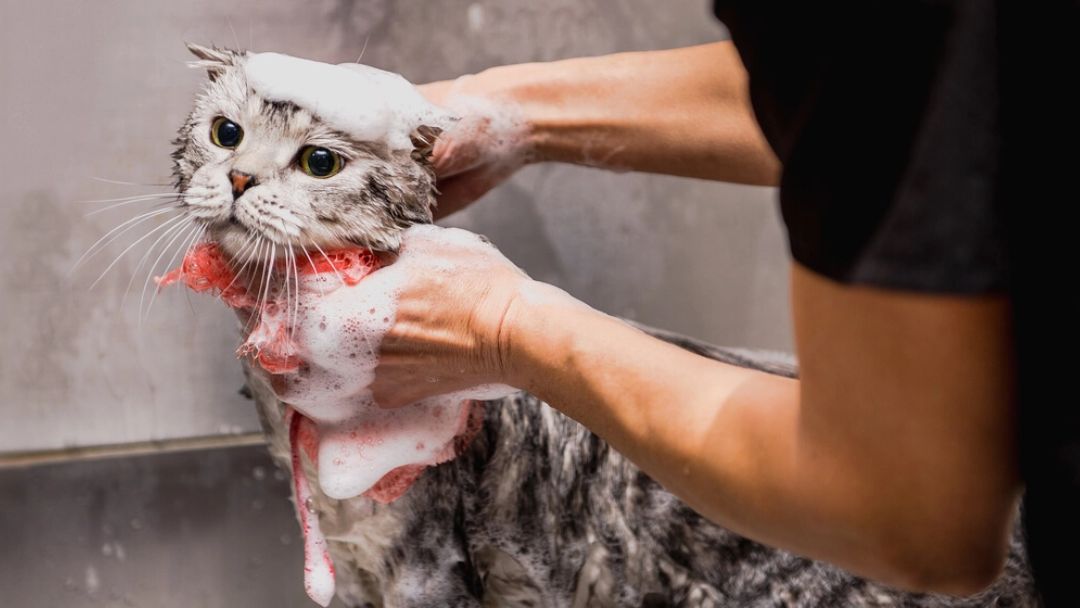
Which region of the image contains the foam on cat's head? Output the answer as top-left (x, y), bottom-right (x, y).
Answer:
top-left (173, 44), bottom-right (448, 257)
top-left (244, 52), bottom-right (451, 152)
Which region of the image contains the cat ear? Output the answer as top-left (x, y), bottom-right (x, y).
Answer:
top-left (185, 43), bottom-right (238, 81)
top-left (409, 125), bottom-right (443, 164)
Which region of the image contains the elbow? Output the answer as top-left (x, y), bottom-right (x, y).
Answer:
top-left (869, 510), bottom-right (1014, 596)
top-left (882, 540), bottom-right (1007, 597)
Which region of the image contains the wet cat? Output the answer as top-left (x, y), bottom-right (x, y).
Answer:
top-left (168, 45), bottom-right (1037, 607)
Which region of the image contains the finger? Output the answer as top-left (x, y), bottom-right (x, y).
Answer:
top-left (370, 372), bottom-right (455, 409)
top-left (430, 133), bottom-right (484, 178)
top-left (432, 168), bottom-right (505, 220)
top-left (416, 79), bottom-right (456, 106)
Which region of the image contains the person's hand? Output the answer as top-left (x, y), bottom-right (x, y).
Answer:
top-left (418, 71), bottom-right (535, 218)
top-left (366, 224), bottom-right (531, 406)
top-left (269, 225), bottom-right (574, 410)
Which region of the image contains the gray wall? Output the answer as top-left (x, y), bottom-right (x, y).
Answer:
top-left (0, 446), bottom-right (324, 607)
top-left (0, 0), bottom-right (791, 454)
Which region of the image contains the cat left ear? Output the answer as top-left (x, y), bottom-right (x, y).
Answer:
top-left (185, 43), bottom-right (239, 81)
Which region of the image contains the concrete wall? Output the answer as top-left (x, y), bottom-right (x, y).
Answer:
top-left (0, 446), bottom-right (336, 607)
top-left (0, 0), bottom-right (791, 453)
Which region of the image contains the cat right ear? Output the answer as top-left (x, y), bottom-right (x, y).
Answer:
top-left (185, 43), bottom-right (238, 81)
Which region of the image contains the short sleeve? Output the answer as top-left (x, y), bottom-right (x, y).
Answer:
top-left (715, 0), bottom-right (1008, 294)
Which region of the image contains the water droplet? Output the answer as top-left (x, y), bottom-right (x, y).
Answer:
top-left (85, 565), bottom-right (100, 595)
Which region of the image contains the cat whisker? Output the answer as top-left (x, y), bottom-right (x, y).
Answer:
top-left (136, 219), bottom-right (200, 322)
top-left (309, 239), bottom-right (344, 287)
top-left (90, 213), bottom-right (189, 289)
top-left (239, 239), bottom-right (264, 333)
top-left (218, 232), bottom-right (261, 301)
top-left (227, 18), bottom-right (241, 52)
top-left (242, 239), bottom-right (269, 334)
top-left (84, 197), bottom-right (181, 218)
top-left (278, 223), bottom-right (301, 349)
top-left (282, 237), bottom-right (293, 355)
top-left (247, 239), bottom-right (276, 335)
top-left (126, 215), bottom-right (193, 302)
top-left (253, 241), bottom-right (277, 336)
top-left (264, 241), bottom-right (278, 315)
top-left (72, 207), bottom-right (178, 274)
top-left (355, 34), bottom-right (371, 64)
top-left (299, 243), bottom-right (328, 298)
top-left (90, 176), bottom-right (172, 188)
top-left (289, 239), bottom-right (300, 349)
top-left (145, 224), bottom-right (207, 321)
top-left (78, 192), bottom-right (186, 205)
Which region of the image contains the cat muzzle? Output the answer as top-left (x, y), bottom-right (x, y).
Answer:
top-left (229, 170), bottom-right (257, 199)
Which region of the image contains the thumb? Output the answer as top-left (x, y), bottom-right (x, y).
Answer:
top-left (433, 167), bottom-right (507, 219)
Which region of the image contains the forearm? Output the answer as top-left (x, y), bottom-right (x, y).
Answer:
top-left (505, 288), bottom-right (858, 573)
top-left (473, 43), bottom-right (780, 185)
top-left (503, 277), bottom-right (1018, 594)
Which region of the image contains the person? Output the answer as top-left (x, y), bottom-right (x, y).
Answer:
top-left (280, 2), bottom-right (1080, 604)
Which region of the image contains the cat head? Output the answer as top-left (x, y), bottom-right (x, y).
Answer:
top-left (172, 44), bottom-right (444, 257)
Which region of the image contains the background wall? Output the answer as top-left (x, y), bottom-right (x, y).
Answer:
top-left (0, 0), bottom-right (791, 454)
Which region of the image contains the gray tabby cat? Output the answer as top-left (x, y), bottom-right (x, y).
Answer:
top-left (170, 45), bottom-right (1037, 607)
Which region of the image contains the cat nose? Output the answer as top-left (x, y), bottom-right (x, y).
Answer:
top-left (229, 170), bottom-right (257, 199)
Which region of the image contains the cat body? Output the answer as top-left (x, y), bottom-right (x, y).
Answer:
top-left (169, 46), bottom-right (1037, 607)
top-left (244, 333), bottom-right (1035, 608)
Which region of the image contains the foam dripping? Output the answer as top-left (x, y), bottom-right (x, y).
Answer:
top-left (156, 241), bottom-right (485, 606)
top-left (289, 408), bottom-right (335, 607)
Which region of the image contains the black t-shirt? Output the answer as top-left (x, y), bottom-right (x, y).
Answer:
top-left (713, 1), bottom-right (1080, 604)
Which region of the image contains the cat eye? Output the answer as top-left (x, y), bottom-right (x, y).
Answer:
top-left (299, 146), bottom-right (343, 178)
top-left (210, 117), bottom-right (243, 149)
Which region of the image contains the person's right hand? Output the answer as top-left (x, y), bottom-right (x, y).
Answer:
top-left (418, 71), bottom-right (535, 218)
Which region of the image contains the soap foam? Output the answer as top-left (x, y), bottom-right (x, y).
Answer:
top-left (158, 241), bottom-right (510, 501)
top-left (289, 409), bottom-right (335, 607)
top-left (277, 232), bottom-right (514, 500)
top-left (244, 53), bottom-right (452, 151)
top-left (158, 240), bottom-right (514, 607)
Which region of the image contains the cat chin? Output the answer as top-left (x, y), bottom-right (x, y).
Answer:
top-left (207, 223), bottom-right (298, 261)
top-left (207, 223), bottom-right (255, 260)
top-left (207, 221), bottom-right (354, 263)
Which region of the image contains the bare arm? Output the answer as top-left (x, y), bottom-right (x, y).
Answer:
top-left (317, 42), bottom-right (1021, 594)
top-left (512, 42), bottom-right (779, 183)
top-left (497, 264), bottom-right (1020, 594)
top-left (421, 42), bottom-right (780, 214)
